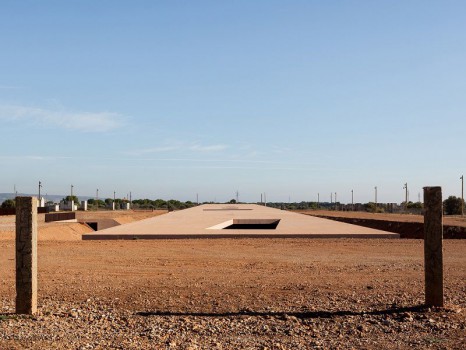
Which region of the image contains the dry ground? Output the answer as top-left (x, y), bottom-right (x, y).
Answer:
top-left (75, 210), bottom-right (167, 225)
top-left (0, 211), bottom-right (465, 349)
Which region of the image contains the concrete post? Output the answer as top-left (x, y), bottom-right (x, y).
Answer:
top-left (423, 187), bottom-right (444, 307)
top-left (15, 197), bottom-right (38, 314)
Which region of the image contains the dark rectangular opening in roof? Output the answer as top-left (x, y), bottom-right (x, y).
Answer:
top-left (223, 219), bottom-right (280, 230)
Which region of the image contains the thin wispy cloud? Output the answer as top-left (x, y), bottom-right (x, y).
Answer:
top-left (0, 104), bottom-right (125, 132)
top-left (131, 158), bottom-right (278, 164)
top-left (0, 154), bottom-right (309, 166)
top-left (126, 143), bottom-right (228, 156)
top-left (125, 146), bottom-right (180, 155)
top-left (0, 155), bottom-right (72, 161)
top-left (188, 144), bottom-right (227, 152)
top-left (125, 165), bottom-right (303, 171)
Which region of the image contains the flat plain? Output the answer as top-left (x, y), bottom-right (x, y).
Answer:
top-left (0, 210), bottom-right (465, 349)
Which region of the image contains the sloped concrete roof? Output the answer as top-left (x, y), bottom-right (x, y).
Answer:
top-left (82, 204), bottom-right (399, 240)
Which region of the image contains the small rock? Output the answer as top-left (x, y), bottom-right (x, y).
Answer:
top-left (357, 324), bottom-right (366, 332)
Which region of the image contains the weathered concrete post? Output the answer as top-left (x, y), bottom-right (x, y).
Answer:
top-left (423, 187), bottom-right (444, 307)
top-left (15, 196), bottom-right (38, 314)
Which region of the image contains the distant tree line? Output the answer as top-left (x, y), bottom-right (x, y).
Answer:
top-left (83, 198), bottom-right (198, 210)
top-left (62, 195), bottom-right (80, 204)
top-left (262, 201), bottom-right (321, 210)
top-left (263, 197), bottom-right (466, 215)
top-left (1, 199), bottom-right (15, 209)
top-left (443, 196), bottom-right (465, 215)
top-left (1, 196), bottom-right (465, 215)
top-left (130, 198), bottom-right (198, 210)
top-left (261, 201), bottom-right (426, 213)
top-left (58, 196), bottom-right (197, 210)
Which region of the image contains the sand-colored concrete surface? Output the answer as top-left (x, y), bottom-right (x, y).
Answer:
top-left (83, 204), bottom-right (399, 240)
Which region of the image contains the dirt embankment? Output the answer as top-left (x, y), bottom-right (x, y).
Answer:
top-left (0, 210), bottom-right (168, 241)
top-left (294, 210), bottom-right (466, 239)
top-left (75, 209), bottom-right (167, 224)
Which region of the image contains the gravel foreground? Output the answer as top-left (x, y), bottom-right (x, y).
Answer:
top-left (1, 238), bottom-right (465, 349)
top-left (1, 296), bottom-right (464, 349)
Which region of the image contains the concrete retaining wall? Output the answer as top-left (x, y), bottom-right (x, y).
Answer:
top-left (313, 215), bottom-right (466, 239)
top-left (45, 212), bottom-right (77, 223)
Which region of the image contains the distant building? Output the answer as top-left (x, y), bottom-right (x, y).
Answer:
top-left (37, 197), bottom-right (45, 207)
top-left (60, 200), bottom-right (77, 211)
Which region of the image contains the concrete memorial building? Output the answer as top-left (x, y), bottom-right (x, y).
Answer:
top-left (83, 204), bottom-right (399, 240)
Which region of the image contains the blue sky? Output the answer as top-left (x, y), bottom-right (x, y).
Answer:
top-left (0, 1), bottom-right (465, 203)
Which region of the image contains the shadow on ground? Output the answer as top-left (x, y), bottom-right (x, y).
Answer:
top-left (136, 305), bottom-right (434, 319)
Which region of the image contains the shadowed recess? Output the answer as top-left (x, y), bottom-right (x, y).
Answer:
top-left (224, 219), bottom-right (281, 230)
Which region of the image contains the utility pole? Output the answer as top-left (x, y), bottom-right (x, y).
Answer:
top-left (71, 184), bottom-right (74, 198)
top-left (335, 192), bottom-right (337, 211)
top-left (374, 186), bottom-right (378, 212)
top-left (38, 181), bottom-right (42, 201)
top-left (330, 192), bottom-right (333, 204)
top-left (114, 191), bottom-right (116, 201)
top-left (130, 191), bottom-right (132, 209)
top-left (461, 175), bottom-right (464, 216)
top-left (351, 189), bottom-right (354, 211)
top-left (196, 193), bottom-right (199, 205)
top-left (404, 183), bottom-right (408, 212)
top-left (317, 193), bottom-right (320, 209)
top-left (264, 193), bottom-right (267, 207)
top-left (235, 190), bottom-right (239, 203)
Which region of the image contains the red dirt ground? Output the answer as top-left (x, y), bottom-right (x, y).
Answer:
top-left (0, 210), bottom-right (464, 349)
